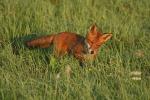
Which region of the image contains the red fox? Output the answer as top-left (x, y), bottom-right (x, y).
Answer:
top-left (26, 24), bottom-right (112, 65)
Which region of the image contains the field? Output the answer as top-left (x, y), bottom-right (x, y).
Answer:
top-left (0, 0), bottom-right (150, 99)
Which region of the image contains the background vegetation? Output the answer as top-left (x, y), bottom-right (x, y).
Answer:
top-left (0, 0), bottom-right (150, 99)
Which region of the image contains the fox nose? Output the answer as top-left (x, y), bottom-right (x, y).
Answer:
top-left (90, 51), bottom-right (94, 54)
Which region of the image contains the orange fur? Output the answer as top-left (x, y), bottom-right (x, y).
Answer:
top-left (26, 24), bottom-right (112, 64)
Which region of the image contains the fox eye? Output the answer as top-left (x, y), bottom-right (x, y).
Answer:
top-left (88, 39), bottom-right (93, 44)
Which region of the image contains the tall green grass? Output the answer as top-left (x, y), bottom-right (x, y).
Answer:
top-left (0, 0), bottom-right (150, 99)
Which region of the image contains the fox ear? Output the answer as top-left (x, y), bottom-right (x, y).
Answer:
top-left (100, 33), bottom-right (112, 42)
top-left (89, 24), bottom-right (97, 34)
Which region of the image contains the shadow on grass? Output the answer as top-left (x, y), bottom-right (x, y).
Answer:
top-left (11, 34), bottom-right (53, 64)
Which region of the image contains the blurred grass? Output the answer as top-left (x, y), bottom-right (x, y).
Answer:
top-left (0, 0), bottom-right (150, 100)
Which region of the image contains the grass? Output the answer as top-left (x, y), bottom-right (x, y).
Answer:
top-left (0, 0), bottom-right (150, 99)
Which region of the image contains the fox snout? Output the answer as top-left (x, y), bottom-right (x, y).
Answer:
top-left (90, 50), bottom-right (94, 54)
top-left (88, 47), bottom-right (95, 54)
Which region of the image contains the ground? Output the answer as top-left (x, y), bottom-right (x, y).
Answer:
top-left (0, 0), bottom-right (150, 99)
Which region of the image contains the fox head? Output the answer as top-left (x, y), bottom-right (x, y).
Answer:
top-left (85, 24), bottom-right (112, 54)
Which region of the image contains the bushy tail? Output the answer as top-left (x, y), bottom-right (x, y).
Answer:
top-left (26, 34), bottom-right (55, 48)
